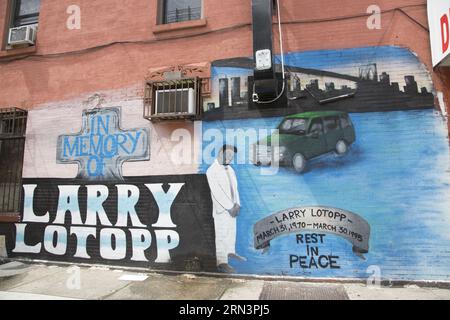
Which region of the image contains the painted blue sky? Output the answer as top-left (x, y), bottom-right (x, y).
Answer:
top-left (282, 46), bottom-right (433, 92)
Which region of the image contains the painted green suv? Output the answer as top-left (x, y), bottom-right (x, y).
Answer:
top-left (253, 111), bottom-right (356, 173)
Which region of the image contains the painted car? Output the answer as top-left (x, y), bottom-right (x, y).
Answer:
top-left (253, 111), bottom-right (356, 172)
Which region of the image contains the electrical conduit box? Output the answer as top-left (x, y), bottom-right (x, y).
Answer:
top-left (255, 49), bottom-right (273, 71)
top-left (252, 0), bottom-right (279, 102)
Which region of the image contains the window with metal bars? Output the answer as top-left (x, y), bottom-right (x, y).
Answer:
top-left (161, 0), bottom-right (202, 24)
top-left (144, 78), bottom-right (201, 121)
top-left (0, 108), bottom-right (27, 216)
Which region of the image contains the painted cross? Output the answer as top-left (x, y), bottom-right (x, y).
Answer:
top-left (57, 107), bottom-right (150, 181)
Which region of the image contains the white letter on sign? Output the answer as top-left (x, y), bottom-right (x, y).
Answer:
top-left (367, 5), bottom-right (381, 30)
top-left (99, 228), bottom-right (126, 260)
top-left (22, 185), bottom-right (49, 223)
top-left (66, 5), bottom-right (81, 30)
top-left (13, 223), bottom-right (41, 253)
top-left (71, 226), bottom-right (96, 259)
top-left (44, 225), bottom-right (67, 255)
top-left (130, 229), bottom-right (152, 262)
top-left (54, 186), bottom-right (83, 225)
top-left (146, 183), bottom-right (184, 228)
top-left (85, 185), bottom-right (112, 226)
top-left (155, 230), bottom-right (180, 263)
top-left (116, 185), bottom-right (145, 227)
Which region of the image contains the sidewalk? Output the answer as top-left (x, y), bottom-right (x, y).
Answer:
top-left (0, 263), bottom-right (449, 300)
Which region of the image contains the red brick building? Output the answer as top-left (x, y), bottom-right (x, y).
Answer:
top-left (1, 0), bottom-right (450, 281)
top-left (0, 0), bottom-right (448, 110)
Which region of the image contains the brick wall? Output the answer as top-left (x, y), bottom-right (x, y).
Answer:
top-left (0, 0), bottom-right (448, 116)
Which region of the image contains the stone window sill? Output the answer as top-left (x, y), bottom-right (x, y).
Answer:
top-left (0, 45), bottom-right (36, 59)
top-left (153, 18), bottom-right (207, 34)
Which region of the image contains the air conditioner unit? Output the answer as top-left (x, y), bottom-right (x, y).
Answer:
top-left (8, 25), bottom-right (36, 46)
top-left (155, 88), bottom-right (195, 115)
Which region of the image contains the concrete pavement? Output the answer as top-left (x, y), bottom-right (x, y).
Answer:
top-left (0, 263), bottom-right (449, 300)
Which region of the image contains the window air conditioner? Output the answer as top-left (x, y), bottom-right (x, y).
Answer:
top-left (155, 88), bottom-right (195, 115)
top-left (8, 25), bottom-right (37, 46)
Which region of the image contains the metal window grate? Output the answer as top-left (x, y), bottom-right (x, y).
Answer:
top-left (163, 6), bottom-right (201, 24)
top-left (144, 78), bottom-right (201, 121)
top-left (0, 108), bottom-right (27, 215)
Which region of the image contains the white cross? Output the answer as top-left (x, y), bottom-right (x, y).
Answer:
top-left (57, 107), bottom-right (150, 181)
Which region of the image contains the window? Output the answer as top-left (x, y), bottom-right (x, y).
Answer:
top-left (309, 119), bottom-right (324, 135)
top-left (12, 0), bottom-right (41, 27)
top-left (0, 108), bottom-right (27, 215)
top-left (323, 117), bottom-right (339, 132)
top-left (340, 115), bottom-right (351, 128)
top-left (162, 0), bottom-right (202, 24)
top-left (279, 118), bottom-right (307, 135)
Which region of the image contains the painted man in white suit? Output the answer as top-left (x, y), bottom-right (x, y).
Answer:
top-left (206, 145), bottom-right (246, 273)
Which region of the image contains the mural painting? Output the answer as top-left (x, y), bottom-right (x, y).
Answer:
top-left (8, 107), bottom-right (216, 271)
top-left (5, 46), bottom-right (450, 281)
top-left (200, 46), bottom-right (450, 281)
top-left (206, 145), bottom-right (246, 274)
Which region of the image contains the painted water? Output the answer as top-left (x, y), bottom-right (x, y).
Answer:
top-left (201, 109), bottom-right (450, 280)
